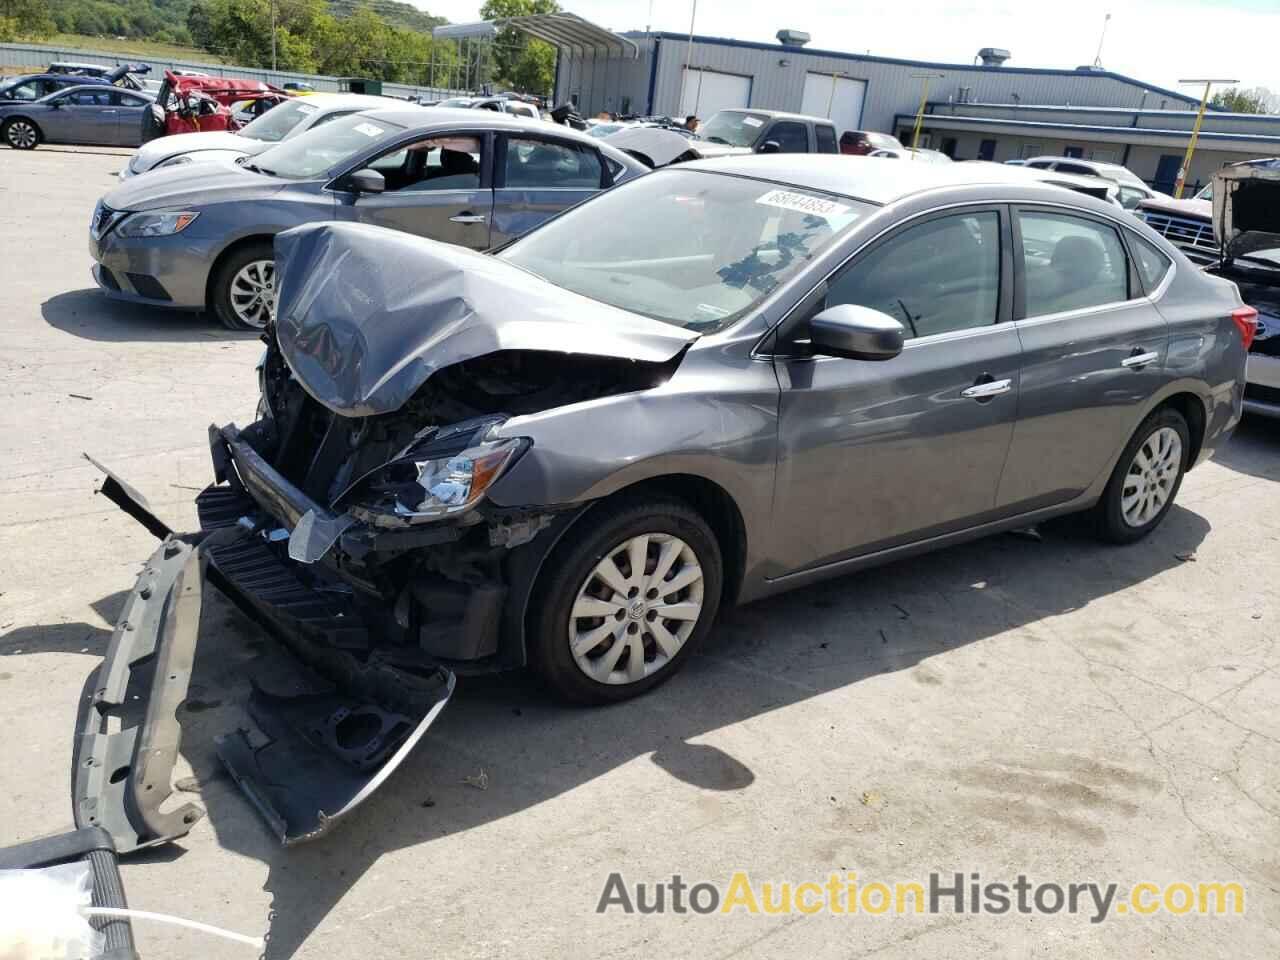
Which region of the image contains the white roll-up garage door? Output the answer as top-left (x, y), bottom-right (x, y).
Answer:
top-left (679, 68), bottom-right (751, 119)
top-left (800, 72), bottom-right (867, 135)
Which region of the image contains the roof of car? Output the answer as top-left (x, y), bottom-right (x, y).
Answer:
top-left (362, 105), bottom-right (592, 139)
top-left (302, 92), bottom-right (398, 110)
top-left (718, 107), bottom-right (834, 125)
top-left (682, 154), bottom-right (1124, 205)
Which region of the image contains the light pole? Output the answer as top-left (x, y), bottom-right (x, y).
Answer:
top-left (684, 0), bottom-right (698, 117)
top-left (1174, 77), bottom-right (1236, 198)
top-left (270, 0), bottom-right (277, 72)
top-left (909, 73), bottom-right (944, 156)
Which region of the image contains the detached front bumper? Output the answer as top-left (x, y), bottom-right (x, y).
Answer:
top-left (75, 452), bottom-right (455, 851)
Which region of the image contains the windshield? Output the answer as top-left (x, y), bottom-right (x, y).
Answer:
top-left (698, 111), bottom-right (769, 148)
top-left (239, 97), bottom-right (322, 143)
top-left (249, 113), bottom-right (403, 178)
top-left (1194, 183), bottom-right (1213, 201)
top-left (500, 169), bottom-right (870, 331)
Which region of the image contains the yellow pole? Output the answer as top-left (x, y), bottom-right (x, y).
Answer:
top-left (910, 77), bottom-right (931, 155)
top-left (1174, 80), bottom-right (1212, 199)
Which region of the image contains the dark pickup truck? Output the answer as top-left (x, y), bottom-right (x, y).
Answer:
top-left (1140, 161), bottom-right (1280, 418)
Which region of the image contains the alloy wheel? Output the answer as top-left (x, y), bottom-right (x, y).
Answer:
top-left (1121, 426), bottom-right (1182, 527)
top-left (568, 533), bottom-right (705, 685)
top-left (6, 121), bottom-right (36, 149)
top-left (228, 259), bottom-right (275, 329)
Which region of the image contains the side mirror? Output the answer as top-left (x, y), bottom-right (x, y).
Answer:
top-left (757, 139), bottom-right (781, 154)
top-left (808, 304), bottom-right (904, 361)
top-left (347, 168), bottom-right (385, 194)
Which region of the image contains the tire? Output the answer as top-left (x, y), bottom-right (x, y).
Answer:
top-left (1093, 407), bottom-right (1190, 544)
top-left (210, 241), bottom-right (275, 331)
top-left (3, 118), bottom-right (40, 150)
top-left (528, 496), bottom-right (724, 704)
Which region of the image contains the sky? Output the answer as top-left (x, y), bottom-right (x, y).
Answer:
top-left (417, 0), bottom-right (1278, 93)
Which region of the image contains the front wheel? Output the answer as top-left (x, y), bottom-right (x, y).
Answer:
top-left (528, 497), bottom-right (723, 704)
top-left (3, 118), bottom-right (40, 150)
top-left (1094, 407), bottom-right (1190, 543)
top-left (210, 241), bottom-right (275, 331)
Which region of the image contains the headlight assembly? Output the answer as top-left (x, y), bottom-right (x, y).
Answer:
top-left (343, 422), bottom-right (527, 525)
top-left (116, 211), bottom-right (199, 238)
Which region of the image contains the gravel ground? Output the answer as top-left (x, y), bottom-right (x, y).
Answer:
top-left (1, 146), bottom-right (1277, 959)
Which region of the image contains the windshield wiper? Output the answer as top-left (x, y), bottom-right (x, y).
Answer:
top-left (895, 299), bottom-right (920, 339)
top-left (704, 135), bottom-right (730, 145)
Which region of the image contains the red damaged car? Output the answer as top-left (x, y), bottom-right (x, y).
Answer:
top-left (144, 70), bottom-right (290, 140)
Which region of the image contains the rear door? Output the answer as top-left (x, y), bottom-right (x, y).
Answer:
top-left (996, 206), bottom-right (1170, 512)
top-left (338, 131), bottom-right (494, 250)
top-left (489, 134), bottom-right (607, 246)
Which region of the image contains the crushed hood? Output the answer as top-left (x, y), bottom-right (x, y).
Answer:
top-left (272, 222), bottom-right (700, 417)
top-left (104, 161), bottom-right (285, 211)
top-left (1214, 163), bottom-right (1280, 271)
top-left (601, 126), bottom-right (747, 168)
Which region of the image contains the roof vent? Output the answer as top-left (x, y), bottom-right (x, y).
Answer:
top-left (776, 29), bottom-right (811, 47)
top-left (977, 47), bottom-right (1010, 66)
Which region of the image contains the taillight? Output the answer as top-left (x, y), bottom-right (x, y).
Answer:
top-left (1232, 306), bottom-right (1259, 350)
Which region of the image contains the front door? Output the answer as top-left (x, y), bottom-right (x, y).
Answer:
top-left (489, 134), bottom-right (605, 247)
top-left (44, 88), bottom-right (118, 145)
top-left (771, 207), bottom-right (1022, 575)
top-left (996, 207), bottom-right (1170, 512)
top-left (339, 132), bottom-right (494, 250)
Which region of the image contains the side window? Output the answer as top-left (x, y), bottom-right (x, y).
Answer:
top-left (825, 211), bottom-right (1001, 340)
top-left (504, 137), bottom-right (602, 189)
top-left (814, 124), bottom-right (837, 154)
top-left (111, 91), bottom-right (149, 107)
top-left (1055, 162), bottom-right (1094, 176)
top-left (1117, 185), bottom-right (1147, 211)
top-left (1027, 160), bottom-right (1053, 169)
top-left (371, 135), bottom-right (483, 191)
top-left (1019, 211), bottom-right (1130, 317)
top-left (1129, 233), bottom-right (1173, 293)
top-left (766, 121), bottom-right (809, 153)
top-left (5, 81), bottom-right (40, 101)
top-left (67, 89), bottom-right (112, 106)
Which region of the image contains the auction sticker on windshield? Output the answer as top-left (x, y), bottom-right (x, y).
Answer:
top-left (756, 189), bottom-right (850, 218)
top-left (353, 122), bottom-right (385, 137)
top-left (741, 116), bottom-right (764, 127)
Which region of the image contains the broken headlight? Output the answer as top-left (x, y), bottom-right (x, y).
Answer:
top-left (346, 427), bottom-right (528, 524)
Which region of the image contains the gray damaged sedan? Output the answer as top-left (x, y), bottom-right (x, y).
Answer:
top-left (89, 107), bottom-right (647, 329)
top-left (79, 156), bottom-right (1251, 850)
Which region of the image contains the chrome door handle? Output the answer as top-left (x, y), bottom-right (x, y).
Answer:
top-left (449, 213), bottom-right (487, 224)
top-left (1121, 351), bottom-right (1159, 369)
top-left (960, 378), bottom-right (1012, 399)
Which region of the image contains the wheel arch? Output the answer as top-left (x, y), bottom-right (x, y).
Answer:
top-left (204, 232), bottom-right (276, 310)
top-left (2, 114), bottom-right (42, 144)
top-left (1158, 390), bottom-right (1208, 467)
top-left (502, 472), bottom-right (749, 669)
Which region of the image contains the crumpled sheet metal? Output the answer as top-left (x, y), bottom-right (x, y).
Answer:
top-left (272, 222), bottom-right (699, 417)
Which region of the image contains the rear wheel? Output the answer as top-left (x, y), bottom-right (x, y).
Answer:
top-left (528, 497), bottom-right (723, 704)
top-left (210, 241), bottom-right (275, 331)
top-left (3, 118), bottom-right (40, 150)
top-left (1094, 407), bottom-right (1190, 543)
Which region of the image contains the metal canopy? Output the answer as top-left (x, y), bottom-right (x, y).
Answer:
top-left (434, 12), bottom-right (638, 59)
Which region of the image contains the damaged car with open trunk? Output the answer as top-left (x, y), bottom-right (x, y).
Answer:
top-left (77, 156), bottom-right (1248, 853)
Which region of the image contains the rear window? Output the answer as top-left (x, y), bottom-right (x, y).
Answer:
top-left (1130, 233), bottom-right (1173, 292)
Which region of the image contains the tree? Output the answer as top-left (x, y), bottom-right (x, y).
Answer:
top-left (0, 0), bottom-right (56, 39)
top-left (1211, 86), bottom-right (1279, 115)
top-left (480, 0), bottom-right (559, 94)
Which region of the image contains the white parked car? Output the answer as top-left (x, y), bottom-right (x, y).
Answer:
top-left (1022, 156), bottom-right (1163, 209)
top-left (120, 92), bottom-right (396, 178)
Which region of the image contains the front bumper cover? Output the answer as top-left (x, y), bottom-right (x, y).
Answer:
top-left (75, 451), bottom-right (455, 851)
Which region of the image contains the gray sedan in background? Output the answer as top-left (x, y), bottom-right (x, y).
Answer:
top-left (89, 108), bottom-right (647, 328)
top-left (2, 84), bottom-right (152, 149)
